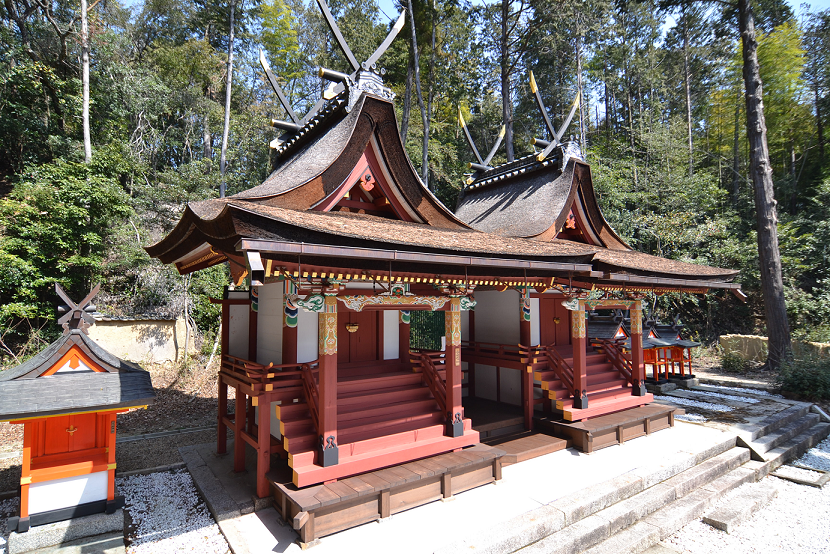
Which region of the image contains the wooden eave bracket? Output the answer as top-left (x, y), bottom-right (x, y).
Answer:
top-left (731, 288), bottom-right (748, 303)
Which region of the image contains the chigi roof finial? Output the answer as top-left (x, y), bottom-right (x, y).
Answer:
top-left (55, 283), bottom-right (99, 335)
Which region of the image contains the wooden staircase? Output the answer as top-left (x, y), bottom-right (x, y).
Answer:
top-left (277, 367), bottom-right (479, 487)
top-left (533, 345), bottom-right (653, 421)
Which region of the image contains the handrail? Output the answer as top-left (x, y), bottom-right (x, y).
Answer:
top-left (519, 343), bottom-right (575, 398)
top-left (595, 339), bottom-right (635, 386)
top-left (417, 353), bottom-right (447, 416)
top-left (300, 362), bottom-right (320, 436)
top-left (461, 340), bottom-right (523, 359)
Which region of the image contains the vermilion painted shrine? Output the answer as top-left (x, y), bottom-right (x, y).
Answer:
top-left (145, 1), bottom-right (741, 541)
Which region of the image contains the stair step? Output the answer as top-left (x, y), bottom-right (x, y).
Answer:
top-left (761, 422), bottom-right (830, 470)
top-left (284, 412), bottom-right (445, 456)
top-left (702, 481), bottom-right (778, 533)
top-left (559, 393), bottom-right (655, 422)
top-left (734, 403), bottom-right (811, 442)
top-left (556, 387), bottom-right (634, 408)
top-left (339, 384), bottom-right (434, 408)
top-left (739, 413), bottom-right (819, 457)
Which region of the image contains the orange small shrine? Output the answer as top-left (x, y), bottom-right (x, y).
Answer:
top-left (0, 285), bottom-right (156, 533)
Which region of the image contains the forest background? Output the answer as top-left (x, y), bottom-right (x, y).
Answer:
top-left (1, 0), bottom-right (829, 365)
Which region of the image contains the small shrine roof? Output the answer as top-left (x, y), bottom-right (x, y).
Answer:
top-left (0, 330), bottom-right (155, 420)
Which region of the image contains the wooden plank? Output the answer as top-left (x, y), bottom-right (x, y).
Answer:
top-left (340, 476), bottom-right (376, 497)
top-left (415, 457), bottom-right (449, 474)
top-left (401, 460), bottom-right (437, 478)
top-left (313, 486), bottom-right (342, 508)
top-left (325, 480), bottom-right (360, 503)
top-left (357, 472), bottom-right (392, 492)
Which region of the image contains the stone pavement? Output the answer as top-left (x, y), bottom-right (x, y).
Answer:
top-left (182, 422), bottom-right (737, 554)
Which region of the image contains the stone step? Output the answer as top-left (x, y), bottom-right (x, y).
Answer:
top-left (702, 481), bottom-right (778, 533)
top-left (734, 403), bottom-right (810, 443)
top-left (761, 422), bottom-right (830, 470)
top-left (528, 449), bottom-right (752, 554)
top-left (737, 413), bottom-right (819, 458)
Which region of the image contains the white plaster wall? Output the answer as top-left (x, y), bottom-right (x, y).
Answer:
top-left (296, 309), bottom-right (319, 363)
top-left (254, 406), bottom-right (282, 441)
top-left (476, 365), bottom-right (497, 401)
top-left (227, 290), bottom-right (250, 359)
top-left (500, 368), bottom-right (521, 406)
top-left (256, 282), bottom-right (283, 365)
top-left (383, 310), bottom-right (399, 360)
top-left (28, 471), bottom-right (108, 514)
top-left (530, 297), bottom-right (540, 346)
top-left (461, 310), bottom-right (470, 340)
top-left (55, 357), bottom-right (94, 374)
top-left (474, 290), bottom-right (520, 345)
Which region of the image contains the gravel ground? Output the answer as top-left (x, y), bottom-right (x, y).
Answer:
top-left (655, 395), bottom-right (734, 412)
top-left (704, 384), bottom-right (783, 398)
top-left (0, 497), bottom-right (18, 554)
top-left (117, 470), bottom-right (229, 554)
top-left (674, 413), bottom-right (708, 423)
top-left (794, 436), bottom-right (830, 471)
top-left (664, 476), bottom-right (830, 553)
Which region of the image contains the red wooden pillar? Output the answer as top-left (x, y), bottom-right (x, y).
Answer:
top-left (445, 298), bottom-right (464, 437)
top-left (519, 289), bottom-right (534, 430)
top-left (217, 377), bottom-right (228, 454)
top-left (234, 385), bottom-right (246, 472)
top-left (256, 398), bottom-right (271, 498)
top-left (399, 311), bottom-right (411, 365)
top-left (107, 413), bottom-right (117, 503)
top-left (318, 294), bottom-right (339, 466)
top-left (571, 300), bottom-right (588, 409)
top-left (630, 300), bottom-right (647, 396)
top-left (19, 422), bottom-right (32, 522)
top-left (283, 280), bottom-right (298, 364)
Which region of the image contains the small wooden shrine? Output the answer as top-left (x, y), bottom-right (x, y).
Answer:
top-left (0, 285), bottom-right (155, 533)
top-left (146, 1), bottom-right (742, 532)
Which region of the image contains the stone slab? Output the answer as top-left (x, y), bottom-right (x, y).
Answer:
top-left (551, 473), bottom-right (643, 525)
top-left (7, 511), bottom-right (124, 554)
top-left (521, 514), bottom-right (610, 554)
top-left (594, 483), bottom-right (676, 535)
top-left (702, 482), bottom-right (778, 533)
top-left (26, 532), bottom-right (124, 554)
top-left (583, 521), bottom-right (661, 554)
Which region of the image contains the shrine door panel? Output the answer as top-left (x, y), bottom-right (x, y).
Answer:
top-left (338, 311), bottom-right (379, 364)
top-left (539, 297), bottom-right (571, 346)
top-left (43, 413), bottom-right (98, 455)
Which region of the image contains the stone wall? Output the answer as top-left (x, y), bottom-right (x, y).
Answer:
top-left (719, 334), bottom-right (830, 362)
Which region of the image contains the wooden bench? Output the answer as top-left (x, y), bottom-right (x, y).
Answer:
top-left (268, 444), bottom-right (504, 546)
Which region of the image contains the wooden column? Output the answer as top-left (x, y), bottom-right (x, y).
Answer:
top-left (399, 311), bottom-right (411, 365)
top-left (445, 298), bottom-right (463, 437)
top-left (630, 301), bottom-right (647, 396)
top-left (520, 289), bottom-right (534, 430)
top-left (234, 385), bottom-right (246, 472)
top-left (283, 280), bottom-right (298, 364)
top-left (217, 377), bottom-right (228, 454)
top-left (571, 300), bottom-right (588, 409)
top-left (19, 422), bottom-right (32, 524)
top-left (256, 398), bottom-right (271, 498)
top-left (318, 294), bottom-right (339, 466)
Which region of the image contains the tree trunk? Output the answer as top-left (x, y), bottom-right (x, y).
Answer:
top-left (732, 87), bottom-right (741, 206)
top-left (739, 0), bottom-right (792, 369)
top-left (815, 84), bottom-right (824, 160)
top-left (683, 8), bottom-right (693, 177)
top-left (220, 0), bottom-right (237, 198)
top-left (406, 0), bottom-right (429, 187)
top-left (424, 0), bottom-right (436, 186)
top-left (401, 54), bottom-right (413, 143)
top-left (81, 0), bottom-right (91, 163)
top-left (501, 0), bottom-right (514, 162)
top-left (576, 34), bottom-right (586, 155)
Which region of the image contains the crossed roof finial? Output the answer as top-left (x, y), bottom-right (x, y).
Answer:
top-left (529, 70), bottom-right (581, 162)
top-left (458, 109), bottom-right (505, 184)
top-left (260, 0), bottom-right (406, 141)
top-left (56, 283), bottom-right (99, 335)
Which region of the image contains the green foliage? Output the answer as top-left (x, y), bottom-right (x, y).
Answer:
top-left (720, 351), bottom-right (751, 374)
top-left (776, 356), bottom-right (830, 401)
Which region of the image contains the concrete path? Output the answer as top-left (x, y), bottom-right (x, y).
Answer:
top-left (183, 422), bottom-right (735, 554)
